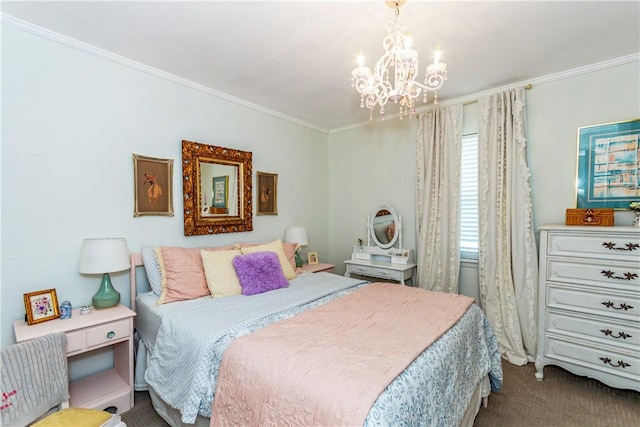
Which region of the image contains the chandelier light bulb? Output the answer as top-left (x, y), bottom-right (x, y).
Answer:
top-left (434, 46), bottom-right (442, 65)
top-left (350, 0), bottom-right (448, 121)
top-left (357, 51), bottom-right (366, 68)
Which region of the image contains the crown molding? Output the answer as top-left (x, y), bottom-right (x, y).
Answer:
top-left (1, 13), bottom-right (329, 135)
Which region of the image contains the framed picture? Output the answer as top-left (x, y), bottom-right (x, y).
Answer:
top-left (24, 289), bottom-right (60, 325)
top-left (212, 175), bottom-right (229, 209)
top-left (308, 251), bottom-right (319, 265)
top-left (133, 154), bottom-right (174, 217)
top-left (576, 119), bottom-right (640, 209)
top-left (257, 171), bottom-right (278, 215)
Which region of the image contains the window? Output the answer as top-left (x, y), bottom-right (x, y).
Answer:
top-left (460, 134), bottom-right (478, 260)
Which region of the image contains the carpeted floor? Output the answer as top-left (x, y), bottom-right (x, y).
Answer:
top-left (121, 362), bottom-right (639, 426)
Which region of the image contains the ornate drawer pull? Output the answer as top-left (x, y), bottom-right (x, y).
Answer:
top-left (600, 270), bottom-right (638, 281)
top-left (601, 301), bottom-right (634, 311)
top-left (600, 329), bottom-right (632, 339)
top-left (602, 242), bottom-right (640, 251)
top-left (106, 331), bottom-right (116, 339)
top-left (599, 357), bottom-right (631, 368)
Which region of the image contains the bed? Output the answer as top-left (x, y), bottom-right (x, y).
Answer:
top-left (129, 243), bottom-right (502, 427)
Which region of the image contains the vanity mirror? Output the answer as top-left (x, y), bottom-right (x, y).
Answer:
top-left (370, 205), bottom-right (400, 249)
top-left (182, 140), bottom-right (253, 235)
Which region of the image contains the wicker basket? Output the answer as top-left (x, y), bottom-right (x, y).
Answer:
top-left (565, 208), bottom-right (614, 226)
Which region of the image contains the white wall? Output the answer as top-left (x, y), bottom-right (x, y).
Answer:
top-left (328, 59), bottom-right (640, 300)
top-left (1, 24), bottom-right (330, 348)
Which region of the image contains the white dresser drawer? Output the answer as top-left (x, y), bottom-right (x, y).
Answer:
top-left (546, 283), bottom-right (639, 322)
top-left (546, 258), bottom-right (639, 292)
top-left (86, 319), bottom-right (131, 348)
top-left (545, 335), bottom-right (640, 384)
top-left (349, 264), bottom-right (402, 281)
top-left (547, 232), bottom-right (640, 262)
top-left (547, 311), bottom-right (639, 349)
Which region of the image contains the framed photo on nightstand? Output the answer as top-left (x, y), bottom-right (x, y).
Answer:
top-left (23, 288), bottom-right (60, 325)
top-left (307, 252), bottom-right (319, 264)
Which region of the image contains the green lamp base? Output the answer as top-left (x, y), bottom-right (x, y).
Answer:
top-left (294, 250), bottom-right (304, 268)
top-left (92, 273), bottom-right (120, 309)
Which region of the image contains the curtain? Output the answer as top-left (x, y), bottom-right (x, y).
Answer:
top-left (477, 87), bottom-right (538, 365)
top-left (416, 105), bottom-right (463, 292)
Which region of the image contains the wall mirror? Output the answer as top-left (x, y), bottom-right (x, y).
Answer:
top-left (370, 205), bottom-right (400, 249)
top-left (182, 140), bottom-right (253, 235)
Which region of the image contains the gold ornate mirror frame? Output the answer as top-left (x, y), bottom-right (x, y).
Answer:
top-left (182, 140), bottom-right (253, 235)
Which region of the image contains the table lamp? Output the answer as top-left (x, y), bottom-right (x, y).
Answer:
top-left (284, 226), bottom-right (308, 268)
top-left (79, 238), bottom-right (130, 309)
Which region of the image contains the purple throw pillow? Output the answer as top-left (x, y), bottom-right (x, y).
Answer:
top-left (232, 251), bottom-right (289, 296)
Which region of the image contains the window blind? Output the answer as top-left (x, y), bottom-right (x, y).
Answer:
top-left (460, 134), bottom-right (478, 260)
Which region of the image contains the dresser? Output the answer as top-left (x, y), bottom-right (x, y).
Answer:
top-left (535, 225), bottom-right (640, 391)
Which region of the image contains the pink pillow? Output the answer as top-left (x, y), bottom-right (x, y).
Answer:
top-left (156, 245), bottom-right (235, 305)
top-left (232, 251), bottom-right (289, 296)
top-left (282, 242), bottom-right (297, 271)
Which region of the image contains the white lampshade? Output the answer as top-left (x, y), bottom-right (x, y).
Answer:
top-left (284, 226), bottom-right (308, 247)
top-left (78, 238), bottom-right (130, 274)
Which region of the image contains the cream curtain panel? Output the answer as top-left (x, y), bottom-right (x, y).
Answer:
top-left (415, 105), bottom-right (463, 292)
top-left (477, 87), bottom-right (538, 365)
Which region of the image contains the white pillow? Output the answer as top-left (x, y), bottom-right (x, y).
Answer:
top-left (141, 245), bottom-right (162, 296)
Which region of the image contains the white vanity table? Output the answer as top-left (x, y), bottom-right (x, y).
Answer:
top-left (344, 205), bottom-right (417, 286)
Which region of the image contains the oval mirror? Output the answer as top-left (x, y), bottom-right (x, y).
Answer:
top-left (182, 140), bottom-right (253, 235)
top-left (370, 205), bottom-right (399, 249)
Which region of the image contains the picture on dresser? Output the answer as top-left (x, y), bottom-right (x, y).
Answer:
top-left (133, 154), bottom-right (174, 217)
top-left (23, 288), bottom-right (60, 325)
top-left (576, 119), bottom-right (640, 209)
top-left (308, 252), bottom-right (319, 264)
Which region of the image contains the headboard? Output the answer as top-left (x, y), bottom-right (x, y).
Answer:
top-left (130, 253), bottom-right (143, 312)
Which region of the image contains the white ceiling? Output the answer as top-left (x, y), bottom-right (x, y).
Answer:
top-left (2, 1), bottom-right (639, 132)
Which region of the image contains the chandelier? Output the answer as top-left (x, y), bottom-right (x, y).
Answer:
top-left (351, 0), bottom-right (447, 120)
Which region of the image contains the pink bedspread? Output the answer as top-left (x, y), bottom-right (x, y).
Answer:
top-left (210, 282), bottom-right (474, 426)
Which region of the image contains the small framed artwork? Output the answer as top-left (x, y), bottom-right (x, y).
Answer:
top-left (257, 171), bottom-right (278, 215)
top-left (133, 154), bottom-right (174, 217)
top-left (308, 252), bottom-right (319, 265)
top-left (576, 119), bottom-right (640, 209)
top-left (24, 289), bottom-right (60, 325)
top-left (212, 175), bottom-right (229, 209)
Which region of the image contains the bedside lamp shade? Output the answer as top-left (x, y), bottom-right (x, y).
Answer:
top-left (79, 238), bottom-right (130, 309)
top-left (284, 226), bottom-right (308, 268)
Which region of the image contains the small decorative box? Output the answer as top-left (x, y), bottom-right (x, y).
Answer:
top-left (565, 208), bottom-right (614, 226)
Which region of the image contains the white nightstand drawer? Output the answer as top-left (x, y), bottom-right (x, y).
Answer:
top-left (86, 319), bottom-right (131, 348)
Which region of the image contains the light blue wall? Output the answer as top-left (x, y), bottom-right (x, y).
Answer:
top-left (2, 20), bottom-right (639, 351)
top-left (1, 24), bottom-right (329, 348)
top-left (328, 59), bottom-right (640, 300)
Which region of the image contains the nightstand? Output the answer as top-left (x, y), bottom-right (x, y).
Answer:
top-left (13, 304), bottom-right (136, 413)
top-left (300, 262), bottom-right (335, 274)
